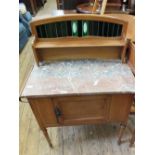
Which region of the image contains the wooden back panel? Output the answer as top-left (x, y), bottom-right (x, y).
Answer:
top-left (30, 14), bottom-right (128, 65)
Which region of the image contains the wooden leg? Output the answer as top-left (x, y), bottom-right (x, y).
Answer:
top-left (42, 128), bottom-right (53, 148)
top-left (118, 124), bottom-right (126, 145)
top-left (29, 102), bottom-right (53, 148)
top-left (129, 129), bottom-right (135, 147)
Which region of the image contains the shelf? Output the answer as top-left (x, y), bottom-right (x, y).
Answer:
top-left (34, 38), bottom-right (126, 49)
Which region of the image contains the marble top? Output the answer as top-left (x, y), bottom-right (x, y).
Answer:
top-left (21, 60), bottom-right (135, 97)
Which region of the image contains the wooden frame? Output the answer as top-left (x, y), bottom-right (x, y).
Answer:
top-left (30, 14), bottom-right (128, 66)
top-left (127, 40), bottom-right (135, 74)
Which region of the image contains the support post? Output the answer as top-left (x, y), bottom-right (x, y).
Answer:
top-left (42, 128), bottom-right (53, 148)
top-left (129, 129), bottom-right (135, 147)
top-left (118, 123), bottom-right (127, 145)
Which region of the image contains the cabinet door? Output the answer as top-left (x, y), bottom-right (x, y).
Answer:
top-left (53, 95), bottom-right (111, 125)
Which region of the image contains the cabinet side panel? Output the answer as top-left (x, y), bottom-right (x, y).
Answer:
top-left (28, 98), bottom-right (58, 127)
top-left (109, 94), bottom-right (133, 123)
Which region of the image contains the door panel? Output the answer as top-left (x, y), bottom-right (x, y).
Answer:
top-left (53, 95), bottom-right (111, 124)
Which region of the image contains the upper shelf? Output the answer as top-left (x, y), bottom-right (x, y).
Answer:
top-left (30, 14), bottom-right (129, 65)
top-left (34, 38), bottom-right (126, 49)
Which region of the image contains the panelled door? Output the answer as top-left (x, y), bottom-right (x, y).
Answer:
top-left (53, 95), bottom-right (111, 125)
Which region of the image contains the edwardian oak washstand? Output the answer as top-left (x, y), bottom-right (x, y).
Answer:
top-left (20, 14), bottom-right (135, 147)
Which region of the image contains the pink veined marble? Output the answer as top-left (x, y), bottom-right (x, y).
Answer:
top-left (21, 59), bottom-right (135, 97)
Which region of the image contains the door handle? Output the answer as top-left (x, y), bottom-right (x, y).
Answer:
top-left (54, 107), bottom-right (62, 118)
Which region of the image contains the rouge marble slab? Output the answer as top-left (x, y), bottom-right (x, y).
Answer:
top-left (21, 59), bottom-right (135, 97)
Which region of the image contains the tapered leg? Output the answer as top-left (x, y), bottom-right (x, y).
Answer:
top-left (42, 128), bottom-right (53, 148)
top-left (129, 129), bottom-right (135, 147)
top-left (29, 102), bottom-right (53, 148)
top-left (118, 124), bottom-right (126, 145)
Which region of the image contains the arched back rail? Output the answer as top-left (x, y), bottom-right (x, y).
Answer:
top-left (30, 14), bottom-right (129, 66)
top-left (31, 14), bottom-right (128, 39)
